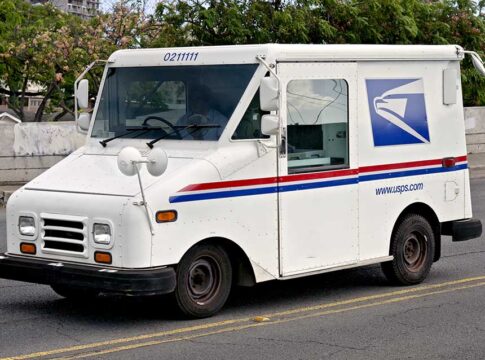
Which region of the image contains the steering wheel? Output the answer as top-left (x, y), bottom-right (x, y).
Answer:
top-left (141, 116), bottom-right (182, 139)
top-left (187, 113), bottom-right (211, 140)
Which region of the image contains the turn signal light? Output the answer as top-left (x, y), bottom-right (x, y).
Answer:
top-left (156, 210), bottom-right (177, 223)
top-left (20, 243), bottom-right (36, 255)
top-left (94, 251), bottom-right (112, 264)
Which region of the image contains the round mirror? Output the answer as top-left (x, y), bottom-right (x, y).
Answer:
top-left (117, 147), bottom-right (142, 176)
top-left (147, 148), bottom-right (168, 177)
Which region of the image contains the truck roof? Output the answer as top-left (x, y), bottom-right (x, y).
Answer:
top-left (108, 44), bottom-right (464, 67)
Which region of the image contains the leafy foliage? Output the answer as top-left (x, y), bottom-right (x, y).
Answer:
top-left (1, 0), bottom-right (485, 122)
top-left (0, 0), bottom-right (155, 121)
top-left (155, 0), bottom-right (485, 106)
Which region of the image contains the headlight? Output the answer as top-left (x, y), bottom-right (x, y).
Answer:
top-left (93, 223), bottom-right (111, 244)
top-left (19, 216), bottom-right (36, 236)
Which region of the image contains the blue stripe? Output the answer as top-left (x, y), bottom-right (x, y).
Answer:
top-left (170, 186), bottom-right (278, 203)
top-left (169, 164), bottom-right (467, 203)
top-left (170, 177), bottom-right (358, 203)
top-left (278, 177), bottom-right (358, 193)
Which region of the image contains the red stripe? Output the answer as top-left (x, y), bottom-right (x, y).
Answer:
top-left (359, 155), bottom-right (468, 173)
top-left (359, 159), bottom-right (442, 173)
top-left (179, 177), bottom-right (277, 192)
top-left (180, 168), bottom-right (358, 192)
top-left (178, 156), bottom-right (467, 193)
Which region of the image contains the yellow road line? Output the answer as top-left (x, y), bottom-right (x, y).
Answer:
top-left (2, 275), bottom-right (485, 360)
top-left (260, 274), bottom-right (485, 318)
top-left (54, 281), bottom-right (485, 360)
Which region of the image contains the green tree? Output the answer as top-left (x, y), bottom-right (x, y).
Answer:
top-left (154, 0), bottom-right (485, 106)
top-left (0, 0), bottom-right (155, 122)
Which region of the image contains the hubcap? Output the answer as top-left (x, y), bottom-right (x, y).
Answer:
top-left (403, 232), bottom-right (427, 272)
top-left (187, 256), bottom-right (221, 303)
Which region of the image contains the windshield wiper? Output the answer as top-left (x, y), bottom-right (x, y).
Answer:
top-left (146, 124), bottom-right (221, 148)
top-left (99, 126), bottom-right (161, 147)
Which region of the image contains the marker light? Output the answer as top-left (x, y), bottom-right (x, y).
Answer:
top-left (156, 210), bottom-right (177, 223)
top-left (93, 223), bottom-right (111, 244)
top-left (19, 216), bottom-right (35, 236)
top-left (94, 251), bottom-right (112, 264)
top-left (442, 157), bottom-right (456, 168)
top-left (20, 243), bottom-right (36, 255)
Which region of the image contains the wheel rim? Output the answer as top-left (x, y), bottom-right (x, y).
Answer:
top-left (403, 232), bottom-right (427, 272)
top-left (187, 256), bottom-right (221, 304)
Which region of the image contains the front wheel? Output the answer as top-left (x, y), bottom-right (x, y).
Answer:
top-left (174, 244), bottom-right (232, 318)
top-left (382, 214), bottom-right (435, 285)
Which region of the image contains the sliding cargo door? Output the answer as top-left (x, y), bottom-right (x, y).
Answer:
top-left (277, 62), bottom-right (359, 276)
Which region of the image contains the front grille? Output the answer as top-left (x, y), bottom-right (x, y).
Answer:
top-left (40, 214), bottom-right (88, 258)
top-left (44, 240), bottom-right (84, 252)
top-left (44, 219), bottom-right (83, 229)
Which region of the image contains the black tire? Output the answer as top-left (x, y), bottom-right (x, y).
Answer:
top-left (174, 244), bottom-right (232, 318)
top-left (51, 284), bottom-right (99, 300)
top-left (382, 214), bottom-right (435, 285)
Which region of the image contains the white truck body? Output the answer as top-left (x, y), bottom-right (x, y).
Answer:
top-left (1, 44), bottom-right (482, 317)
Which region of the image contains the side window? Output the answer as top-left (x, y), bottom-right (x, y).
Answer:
top-left (287, 79), bottom-right (349, 173)
top-left (232, 90), bottom-right (270, 140)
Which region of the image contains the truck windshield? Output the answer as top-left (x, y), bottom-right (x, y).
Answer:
top-left (91, 64), bottom-right (258, 141)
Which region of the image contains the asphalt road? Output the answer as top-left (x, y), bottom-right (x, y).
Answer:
top-left (1, 180), bottom-right (485, 360)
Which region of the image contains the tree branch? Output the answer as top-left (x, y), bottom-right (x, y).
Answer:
top-left (53, 109), bottom-right (68, 121)
top-left (34, 80), bottom-right (57, 122)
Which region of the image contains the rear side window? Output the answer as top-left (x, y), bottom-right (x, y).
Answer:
top-left (286, 79), bottom-right (349, 173)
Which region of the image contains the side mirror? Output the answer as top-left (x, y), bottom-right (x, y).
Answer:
top-left (77, 113), bottom-right (91, 132)
top-left (260, 77), bottom-right (279, 111)
top-left (117, 147), bottom-right (168, 177)
top-left (77, 79), bottom-right (89, 109)
top-left (261, 114), bottom-right (279, 136)
top-left (470, 53), bottom-right (485, 77)
top-left (117, 146), bottom-right (168, 236)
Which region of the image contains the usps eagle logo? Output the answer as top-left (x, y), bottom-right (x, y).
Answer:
top-left (366, 79), bottom-right (430, 146)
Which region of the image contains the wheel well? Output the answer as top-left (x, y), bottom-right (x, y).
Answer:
top-left (186, 237), bottom-right (256, 287)
top-left (392, 203), bottom-right (441, 262)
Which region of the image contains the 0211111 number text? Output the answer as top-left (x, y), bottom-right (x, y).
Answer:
top-left (163, 52), bottom-right (199, 62)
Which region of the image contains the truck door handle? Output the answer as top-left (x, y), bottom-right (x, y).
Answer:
top-left (280, 135), bottom-right (287, 156)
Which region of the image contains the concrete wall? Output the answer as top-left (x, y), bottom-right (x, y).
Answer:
top-left (0, 122), bottom-right (86, 185)
top-left (0, 107), bottom-right (485, 185)
top-left (465, 107), bottom-right (485, 154)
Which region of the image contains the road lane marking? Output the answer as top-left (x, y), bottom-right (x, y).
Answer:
top-left (52, 281), bottom-right (485, 360)
top-left (259, 274), bottom-right (485, 318)
top-left (2, 274), bottom-right (485, 360)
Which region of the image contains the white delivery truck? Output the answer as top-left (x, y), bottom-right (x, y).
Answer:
top-left (0, 44), bottom-right (483, 318)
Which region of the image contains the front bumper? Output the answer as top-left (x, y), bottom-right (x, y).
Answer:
top-left (442, 218), bottom-right (483, 242)
top-left (0, 254), bottom-right (176, 295)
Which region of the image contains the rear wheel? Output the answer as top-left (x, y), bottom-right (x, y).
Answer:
top-left (382, 214), bottom-right (435, 285)
top-left (174, 244), bottom-right (232, 318)
top-left (51, 284), bottom-right (99, 300)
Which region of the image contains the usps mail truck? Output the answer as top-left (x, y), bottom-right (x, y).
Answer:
top-left (0, 45), bottom-right (483, 318)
